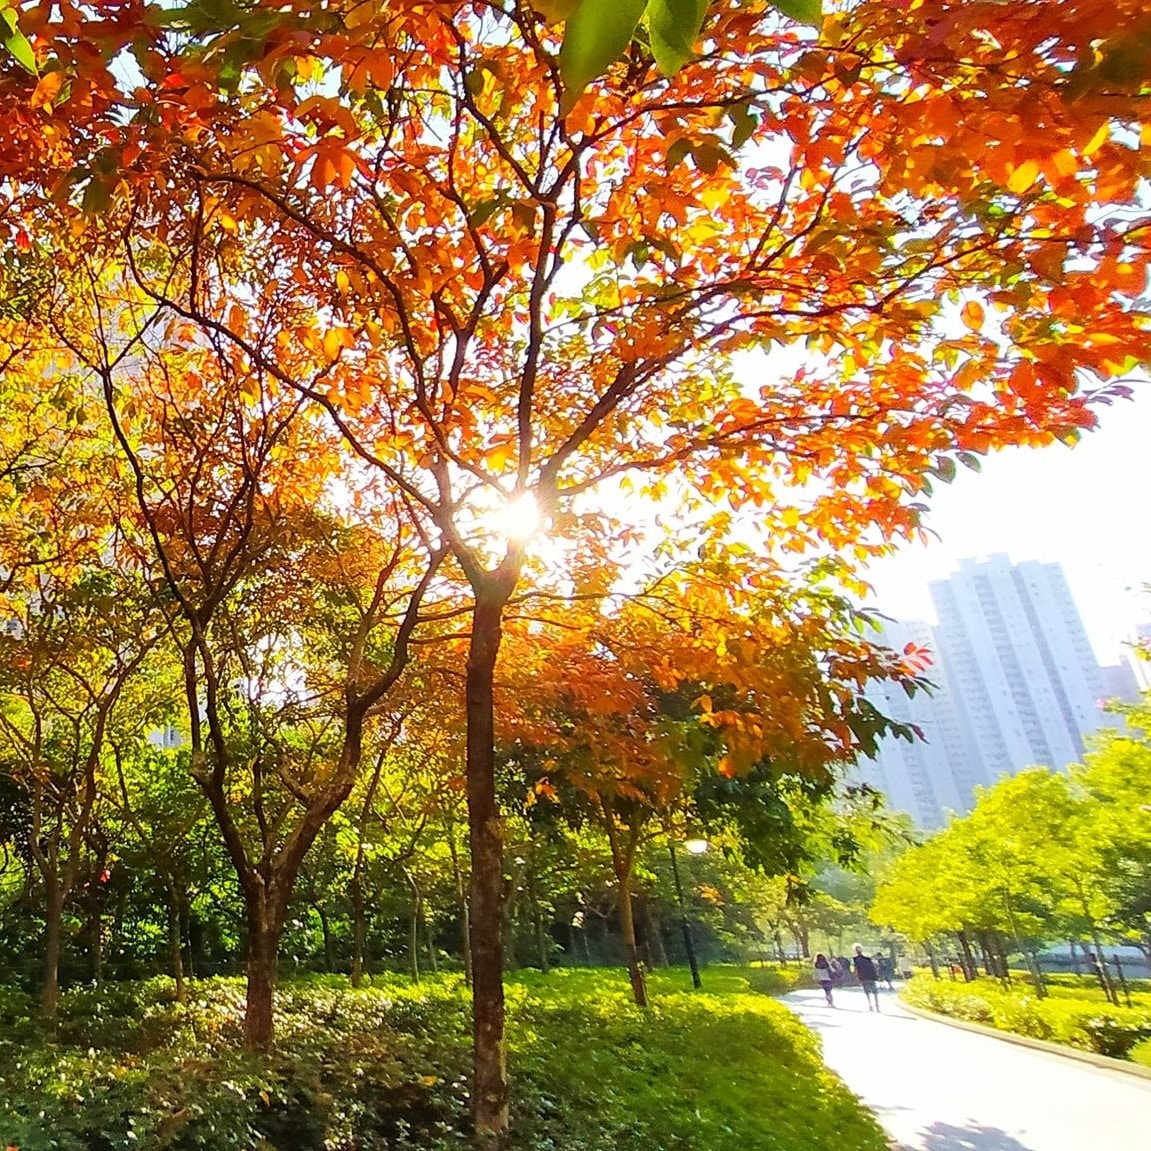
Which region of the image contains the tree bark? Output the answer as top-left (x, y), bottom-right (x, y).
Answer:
top-left (318, 904), bottom-right (335, 973)
top-left (168, 892), bottom-right (186, 1002)
top-left (1090, 928), bottom-right (1118, 1005)
top-left (925, 940), bottom-right (940, 979)
top-left (978, 932), bottom-right (996, 977)
top-left (405, 867), bottom-right (422, 983)
top-left (616, 871), bottom-right (648, 1007)
top-left (466, 592), bottom-right (508, 1141)
top-left (350, 880), bottom-right (367, 988)
top-left (449, 835), bottom-right (472, 988)
top-left (955, 930), bottom-right (978, 981)
top-left (42, 875), bottom-right (63, 1019)
top-left (642, 898), bottom-right (668, 968)
top-left (243, 894), bottom-right (283, 1052)
top-left (530, 884), bottom-right (550, 974)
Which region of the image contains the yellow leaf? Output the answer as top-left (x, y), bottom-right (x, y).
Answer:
top-left (1082, 121), bottom-right (1110, 158)
top-left (700, 183), bottom-right (730, 212)
top-left (239, 376), bottom-right (261, 405)
top-left (322, 327), bottom-right (353, 359)
top-left (1007, 159), bottom-right (1040, 194)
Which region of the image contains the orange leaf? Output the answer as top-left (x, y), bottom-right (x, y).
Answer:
top-left (30, 71), bottom-right (65, 112)
top-left (961, 300), bottom-right (985, 332)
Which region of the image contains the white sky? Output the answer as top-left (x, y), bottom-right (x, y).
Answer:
top-left (862, 389), bottom-right (1149, 667)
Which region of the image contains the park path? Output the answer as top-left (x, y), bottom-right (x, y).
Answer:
top-left (783, 986), bottom-right (1151, 1151)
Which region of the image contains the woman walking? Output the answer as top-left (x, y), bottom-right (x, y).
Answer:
top-left (813, 953), bottom-right (835, 1006)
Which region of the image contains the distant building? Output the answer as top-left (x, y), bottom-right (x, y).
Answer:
top-left (858, 555), bottom-right (1137, 827)
top-left (146, 725), bottom-right (184, 751)
top-left (1099, 660), bottom-right (1141, 705)
top-left (856, 619), bottom-right (968, 829)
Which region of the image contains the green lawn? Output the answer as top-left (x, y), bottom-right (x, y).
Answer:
top-left (0, 966), bottom-right (883, 1151)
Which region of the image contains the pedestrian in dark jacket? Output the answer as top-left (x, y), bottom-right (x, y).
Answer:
top-left (876, 954), bottom-right (894, 989)
top-left (853, 944), bottom-right (881, 1011)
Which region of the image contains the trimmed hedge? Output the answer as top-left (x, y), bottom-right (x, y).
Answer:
top-left (903, 976), bottom-right (1151, 1060)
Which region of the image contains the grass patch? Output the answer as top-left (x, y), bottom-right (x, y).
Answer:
top-left (0, 967), bottom-right (881, 1151)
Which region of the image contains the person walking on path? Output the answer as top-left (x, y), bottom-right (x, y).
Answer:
top-left (853, 944), bottom-right (881, 1011)
top-left (813, 953), bottom-right (835, 1006)
top-left (876, 952), bottom-right (894, 990)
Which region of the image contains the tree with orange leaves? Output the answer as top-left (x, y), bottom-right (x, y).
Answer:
top-left (0, 0), bottom-right (1146, 1135)
top-left (498, 555), bottom-right (927, 1005)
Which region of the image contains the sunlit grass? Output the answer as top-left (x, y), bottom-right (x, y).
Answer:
top-left (0, 967), bottom-right (880, 1151)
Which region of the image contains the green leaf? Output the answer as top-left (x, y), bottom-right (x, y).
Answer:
top-left (665, 137), bottom-right (692, 172)
top-left (1, 9), bottom-right (37, 76)
top-left (929, 455), bottom-right (957, 484)
top-left (468, 197), bottom-right (503, 227)
top-left (728, 103), bottom-right (758, 149)
top-left (81, 177), bottom-right (113, 216)
top-left (559, 0), bottom-right (649, 114)
top-left (767, 0), bottom-right (822, 28)
top-left (691, 140), bottom-right (733, 174)
top-left (647, 0), bottom-right (707, 77)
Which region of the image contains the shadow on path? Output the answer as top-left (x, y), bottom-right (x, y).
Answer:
top-left (918, 1120), bottom-right (1037, 1151)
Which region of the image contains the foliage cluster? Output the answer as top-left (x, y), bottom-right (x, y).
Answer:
top-left (903, 976), bottom-right (1151, 1061)
top-left (0, 969), bottom-right (883, 1151)
top-left (0, 0), bottom-right (1147, 1130)
top-left (871, 703), bottom-right (1151, 988)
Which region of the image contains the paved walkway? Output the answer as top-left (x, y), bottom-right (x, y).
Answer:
top-left (784, 987), bottom-right (1151, 1150)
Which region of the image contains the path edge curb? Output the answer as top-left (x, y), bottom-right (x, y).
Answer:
top-left (900, 1000), bottom-right (1151, 1081)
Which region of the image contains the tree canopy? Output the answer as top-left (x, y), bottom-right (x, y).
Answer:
top-left (0, 0), bottom-right (1146, 1137)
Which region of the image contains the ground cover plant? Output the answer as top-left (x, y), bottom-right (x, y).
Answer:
top-left (902, 975), bottom-right (1151, 1062)
top-left (0, 968), bottom-right (883, 1151)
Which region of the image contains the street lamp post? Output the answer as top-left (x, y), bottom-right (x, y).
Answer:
top-left (668, 839), bottom-right (706, 989)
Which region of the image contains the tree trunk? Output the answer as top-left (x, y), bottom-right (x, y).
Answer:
top-left (1090, 929), bottom-right (1118, 1005)
top-left (579, 921), bottom-right (592, 965)
top-left (955, 930), bottom-right (977, 981)
top-left (978, 933), bottom-right (996, 977)
top-left (350, 882), bottom-right (367, 988)
top-left (449, 836), bottom-right (472, 988)
top-left (318, 905), bottom-right (335, 973)
top-left (405, 867), bottom-right (422, 983)
top-left (243, 898), bottom-right (282, 1052)
top-left (530, 886), bottom-right (550, 974)
top-left (993, 933), bottom-right (1011, 983)
top-left (41, 876), bottom-right (63, 1020)
top-left (168, 892), bottom-right (186, 1002)
top-left (642, 899), bottom-right (668, 968)
top-left (90, 910), bottom-right (104, 986)
top-left (466, 592), bottom-right (508, 1142)
top-left (925, 940), bottom-right (940, 979)
top-left (616, 871), bottom-right (648, 1007)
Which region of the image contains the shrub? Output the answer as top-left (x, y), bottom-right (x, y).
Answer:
top-left (903, 977), bottom-right (1151, 1060)
top-left (0, 971), bottom-right (884, 1151)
